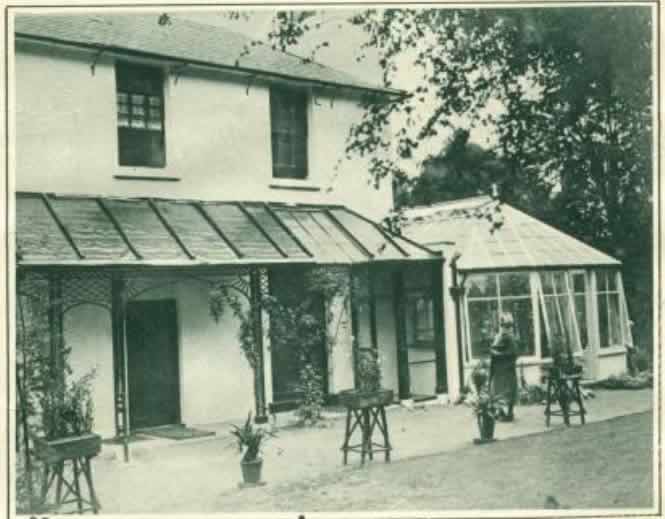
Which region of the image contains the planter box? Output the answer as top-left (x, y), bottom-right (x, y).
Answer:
top-left (34, 433), bottom-right (102, 464)
top-left (338, 389), bottom-right (394, 410)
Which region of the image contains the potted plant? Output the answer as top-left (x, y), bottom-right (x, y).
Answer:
top-left (466, 363), bottom-right (504, 444)
top-left (338, 349), bottom-right (393, 409)
top-left (230, 412), bottom-right (275, 486)
top-left (34, 370), bottom-right (101, 465)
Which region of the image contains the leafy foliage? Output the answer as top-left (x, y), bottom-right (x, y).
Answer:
top-left (230, 412), bottom-right (275, 463)
top-left (356, 349), bottom-right (382, 393)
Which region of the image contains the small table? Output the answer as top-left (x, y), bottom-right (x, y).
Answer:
top-left (339, 390), bottom-right (393, 465)
top-left (544, 369), bottom-right (586, 427)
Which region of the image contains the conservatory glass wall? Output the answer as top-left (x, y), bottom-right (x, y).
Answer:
top-left (461, 268), bottom-right (632, 365)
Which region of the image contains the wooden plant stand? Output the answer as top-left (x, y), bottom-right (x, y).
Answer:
top-left (35, 434), bottom-right (101, 514)
top-left (544, 370), bottom-right (586, 427)
top-left (339, 389), bottom-right (393, 466)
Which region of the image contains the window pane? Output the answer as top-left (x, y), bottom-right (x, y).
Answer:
top-left (596, 271), bottom-right (608, 292)
top-left (271, 87), bottom-right (308, 179)
top-left (118, 114), bottom-right (129, 127)
top-left (148, 96), bottom-right (161, 107)
top-left (608, 293), bottom-right (622, 346)
top-left (272, 134), bottom-right (293, 167)
top-left (117, 93), bottom-right (128, 104)
top-left (131, 94), bottom-right (145, 105)
top-left (147, 119), bottom-right (162, 130)
top-left (466, 274), bottom-right (497, 298)
top-left (598, 294), bottom-right (609, 348)
top-left (607, 270), bottom-right (618, 291)
top-left (468, 299), bottom-right (498, 359)
top-left (572, 272), bottom-right (585, 293)
top-left (499, 272), bottom-right (529, 296)
top-left (540, 272), bottom-right (555, 295)
top-left (574, 294), bottom-right (588, 349)
top-left (130, 117), bottom-right (146, 129)
top-left (503, 298), bottom-right (534, 355)
top-left (553, 272), bottom-right (567, 294)
top-left (544, 298), bottom-right (566, 346)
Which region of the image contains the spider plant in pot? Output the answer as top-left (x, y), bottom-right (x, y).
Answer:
top-left (230, 412), bottom-right (274, 485)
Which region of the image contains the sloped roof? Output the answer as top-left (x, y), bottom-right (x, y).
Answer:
top-left (16, 193), bottom-right (439, 268)
top-left (15, 13), bottom-right (398, 96)
top-left (401, 196), bottom-right (619, 271)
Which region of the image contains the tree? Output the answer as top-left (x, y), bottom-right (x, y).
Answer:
top-left (219, 6), bottom-right (653, 350)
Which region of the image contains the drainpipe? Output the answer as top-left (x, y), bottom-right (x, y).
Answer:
top-left (449, 253), bottom-right (466, 393)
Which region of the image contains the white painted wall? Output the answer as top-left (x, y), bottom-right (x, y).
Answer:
top-left (64, 275), bottom-right (255, 438)
top-left (328, 294), bottom-right (355, 394)
top-left (15, 40), bottom-right (393, 221)
top-left (443, 263), bottom-right (463, 401)
top-left (64, 302), bottom-right (115, 438)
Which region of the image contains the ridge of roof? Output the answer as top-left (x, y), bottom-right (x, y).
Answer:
top-left (15, 13), bottom-right (401, 97)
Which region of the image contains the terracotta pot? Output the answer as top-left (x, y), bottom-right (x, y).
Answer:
top-left (338, 389), bottom-right (394, 409)
top-left (34, 433), bottom-right (102, 464)
top-left (240, 458), bottom-right (263, 484)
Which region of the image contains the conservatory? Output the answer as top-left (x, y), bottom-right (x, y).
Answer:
top-left (402, 196), bottom-right (633, 400)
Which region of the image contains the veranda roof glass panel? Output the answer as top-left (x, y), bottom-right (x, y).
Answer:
top-left (50, 197), bottom-right (131, 260)
top-left (154, 201), bottom-right (237, 261)
top-left (16, 194), bottom-right (79, 261)
top-left (104, 199), bottom-right (188, 260)
top-left (272, 208), bottom-right (328, 260)
top-left (308, 211), bottom-right (368, 263)
top-left (289, 210), bottom-right (351, 263)
top-left (242, 204), bottom-right (310, 259)
top-left (329, 208), bottom-right (402, 260)
top-left (203, 203), bottom-right (283, 259)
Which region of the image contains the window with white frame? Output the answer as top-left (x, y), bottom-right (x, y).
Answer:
top-left (465, 272), bottom-right (535, 360)
top-left (539, 271), bottom-right (582, 355)
top-left (270, 87), bottom-right (308, 180)
top-left (596, 269), bottom-right (623, 348)
top-left (570, 271), bottom-right (589, 349)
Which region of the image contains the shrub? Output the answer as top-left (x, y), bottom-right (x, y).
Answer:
top-left (295, 363), bottom-right (325, 425)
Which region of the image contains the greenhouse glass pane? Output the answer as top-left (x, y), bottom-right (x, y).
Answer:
top-left (574, 294), bottom-right (588, 349)
top-left (572, 272), bottom-right (586, 293)
top-left (499, 272), bottom-right (530, 296)
top-left (466, 274), bottom-right (497, 298)
top-left (608, 293), bottom-right (622, 346)
top-left (503, 298), bottom-right (535, 355)
top-left (540, 272), bottom-right (555, 295)
top-left (468, 299), bottom-right (499, 359)
top-left (607, 270), bottom-right (618, 291)
top-left (598, 294), bottom-right (610, 348)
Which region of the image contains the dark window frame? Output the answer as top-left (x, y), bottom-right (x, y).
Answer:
top-left (115, 62), bottom-right (166, 168)
top-left (270, 87), bottom-right (308, 180)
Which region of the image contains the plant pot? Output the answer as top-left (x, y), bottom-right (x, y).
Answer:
top-left (338, 389), bottom-right (394, 410)
top-left (240, 458), bottom-right (263, 485)
top-left (34, 433), bottom-right (102, 464)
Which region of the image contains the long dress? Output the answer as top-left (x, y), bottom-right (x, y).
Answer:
top-left (489, 332), bottom-right (520, 414)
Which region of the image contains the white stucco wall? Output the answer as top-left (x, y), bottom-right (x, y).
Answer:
top-left (15, 40), bottom-right (393, 221)
top-left (64, 275), bottom-right (255, 438)
top-left (64, 302), bottom-right (115, 438)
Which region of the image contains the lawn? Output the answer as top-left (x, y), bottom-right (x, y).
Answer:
top-left (213, 411), bottom-right (654, 512)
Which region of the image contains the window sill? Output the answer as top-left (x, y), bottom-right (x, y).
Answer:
top-left (114, 172), bottom-right (180, 182)
top-left (269, 179), bottom-right (320, 192)
top-left (598, 346), bottom-right (627, 357)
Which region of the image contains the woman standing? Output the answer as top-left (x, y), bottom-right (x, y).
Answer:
top-left (489, 313), bottom-right (520, 421)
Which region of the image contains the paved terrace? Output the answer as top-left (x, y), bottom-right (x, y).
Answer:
top-left (90, 389), bottom-right (653, 513)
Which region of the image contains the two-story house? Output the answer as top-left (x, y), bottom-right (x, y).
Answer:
top-left (13, 13), bottom-right (451, 450)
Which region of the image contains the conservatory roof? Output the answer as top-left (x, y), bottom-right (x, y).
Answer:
top-left (401, 196), bottom-right (620, 272)
top-left (16, 192), bottom-right (439, 268)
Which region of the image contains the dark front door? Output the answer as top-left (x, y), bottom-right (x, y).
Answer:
top-left (269, 268), bottom-right (328, 403)
top-left (126, 299), bottom-right (181, 430)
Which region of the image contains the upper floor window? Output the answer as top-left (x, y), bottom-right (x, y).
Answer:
top-left (116, 62), bottom-right (165, 168)
top-left (270, 87), bottom-right (308, 180)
